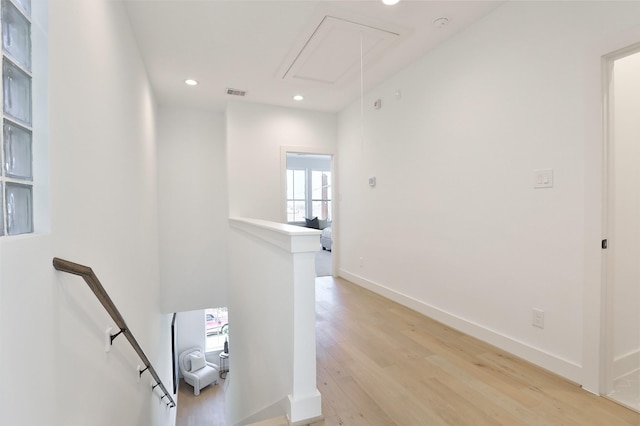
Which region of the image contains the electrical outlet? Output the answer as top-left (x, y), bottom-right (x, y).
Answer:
top-left (359, 257), bottom-right (364, 267)
top-left (533, 168), bottom-right (553, 189)
top-left (532, 308), bottom-right (545, 329)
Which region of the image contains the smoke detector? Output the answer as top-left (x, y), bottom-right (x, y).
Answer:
top-left (433, 17), bottom-right (449, 29)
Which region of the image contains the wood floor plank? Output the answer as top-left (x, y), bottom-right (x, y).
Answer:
top-left (317, 363), bottom-right (358, 417)
top-left (383, 360), bottom-right (500, 426)
top-left (426, 362), bottom-right (530, 425)
top-left (341, 350), bottom-right (450, 426)
top-left (399, 325), bottom-right (541, 405)
top-left (175, 378), bottom-right (226, 426)
top-left (332, 375), bottom-right (397, 425)
top-left (425, 354), bottom-right (553, 425)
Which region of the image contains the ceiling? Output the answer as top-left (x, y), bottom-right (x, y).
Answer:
top-left (123, 1), bottom-right (503, 113)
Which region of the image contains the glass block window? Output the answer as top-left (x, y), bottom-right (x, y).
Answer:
top-left (2, 0), bottom-right (31, 70)
top-left (5, 181), bottom-right (31, 234)
top-left (3, 58), bottom-right (31, 125)
top-left (1, 0), bottom-right (32, 236)
top-left (4, 120), bottom-right (31, 179)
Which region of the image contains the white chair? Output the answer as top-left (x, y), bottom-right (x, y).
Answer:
top-left (179, 347), bottom-right (219, 395)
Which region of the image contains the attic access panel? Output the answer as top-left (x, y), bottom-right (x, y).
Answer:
top-left (282, 16), bottom-right (400, 85)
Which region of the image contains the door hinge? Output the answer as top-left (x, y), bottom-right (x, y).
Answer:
top-left (602, 239), bottom-right (608, 249)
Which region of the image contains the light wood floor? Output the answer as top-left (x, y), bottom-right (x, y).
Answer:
top-left (175, 376), bottom-right (227, 426)
top-left (177, 276), bottom-right (639, 425)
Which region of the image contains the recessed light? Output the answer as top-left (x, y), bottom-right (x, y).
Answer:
top-left (185, 79), bottom-right (198, 86)
top-left (293, 94), bottom-right (304, 101)
top-left (382, 0), bottom-right (399, 5)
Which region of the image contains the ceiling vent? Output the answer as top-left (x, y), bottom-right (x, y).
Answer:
top-left (225, 88), bottom-right (247, 96)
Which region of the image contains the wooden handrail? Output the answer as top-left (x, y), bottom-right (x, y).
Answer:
top-left (53, 257), bottom-right (176, 408)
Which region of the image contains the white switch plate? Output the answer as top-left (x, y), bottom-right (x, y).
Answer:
top-left (533, 168), bottom-right (553, 189)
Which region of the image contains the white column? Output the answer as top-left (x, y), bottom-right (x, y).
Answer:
top-left (288, 248), bottom-right (322, 424)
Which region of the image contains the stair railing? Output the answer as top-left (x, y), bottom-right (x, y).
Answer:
top-left (52, 257), bottom-right (176, 408)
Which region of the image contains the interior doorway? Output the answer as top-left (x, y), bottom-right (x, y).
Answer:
top-left (285, 153), bottom-right (332, 227)
top-left (281, 147), bottom-right (335, 277)
top-left (603, 47), bottom-right (640, 412)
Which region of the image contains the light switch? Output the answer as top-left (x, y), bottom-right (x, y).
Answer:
top-left (533, 169), bottom-right (553, 189)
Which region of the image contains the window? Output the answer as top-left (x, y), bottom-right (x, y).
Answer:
top-left (286, 153), bottom-right (332, 224)
top-left (1, 0), bottom-right (33, 236)
top-left (205, 307), bottom-right (229, 352)
top-left (286, 169), bottom-right (306, 223)
top-left (311, 170), bottom-right (331, 221)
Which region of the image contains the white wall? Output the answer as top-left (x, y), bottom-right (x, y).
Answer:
top-left (612, 52), bottom-right (640, 378)
top-left (337, 1), bottom-right (640, 386)
top-left (226, 219), bottom-right (321, 425)
top-left (0, 0), bottom-right (53, 423)
top-left (175, 310), bottom-right (206, 375)
top-left (1, 1), bottom-right (175, 425)
top-left (226, 102), bottom-right (337, 222)
top-left (157, 108), bottom-right (228, 313)
top-left (227, 222), bottom-right (295, 424)
top-left (0, 236), bottom-right (56, 425)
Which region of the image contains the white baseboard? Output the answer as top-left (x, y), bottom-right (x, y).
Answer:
top-left (613, 349), bottom-right (640, 380)
top-left (287, 391), bottom-right (322, 425)
top-left (339, 269), bottom-right (583, 385)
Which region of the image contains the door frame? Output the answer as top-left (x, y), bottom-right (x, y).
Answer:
top-left (280, 145), bottom-right (337, 276)
top-left (600, 43), bottom-right (640, 396)
top-left (581, 26), bottom-right (640, 395)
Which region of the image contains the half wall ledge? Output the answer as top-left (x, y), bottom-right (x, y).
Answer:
top-left (228, 217), bottom-right (322, 253)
